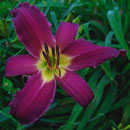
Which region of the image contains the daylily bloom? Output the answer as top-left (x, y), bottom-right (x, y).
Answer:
top-left (5, 2), bottom-right (125, 125)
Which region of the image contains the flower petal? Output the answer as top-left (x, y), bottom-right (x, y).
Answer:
top-left (11, 2), bottom-right (55, 58)
top-left (55, 22), bottom-right (79, 51)
top-left (9, 72), bottom-right (56, 125)
top-left (55, 71), bottom-right (94, 107)
top-left (5, 55), bottom-right (38, 77)
top-left (62, 38), bottom-right (126, 71)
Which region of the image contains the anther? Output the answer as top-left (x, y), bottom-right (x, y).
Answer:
top-left (56, 45), bottom-right (60, 68)
top-left (56, 45), bottom-right (60, 58)
top-left (45, 43), bottom-right (49, 55)
top-left (52, 47), bottom-right (55, 57)
top-left (42, 51), bottom-right (47, 60)
top-left (42, 51), bottom-right (51, 68)
top-left (59, 67), bottom-right (61, 77)
top-left (52, 47), bottom-right (55, 67)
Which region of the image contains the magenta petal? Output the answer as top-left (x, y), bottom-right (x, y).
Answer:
top-left (11, 2), bottom-right (55, 58)
top-left (5, 55), bottom-right (38, 77)
top-left (55, 22), bottom-right (79, 51)
top-left (62, 38), bottom-right (126, 71)
top-left (55, 71), bottom-right (94, 107)
top-left (9, 73), bottom-right (56, 125)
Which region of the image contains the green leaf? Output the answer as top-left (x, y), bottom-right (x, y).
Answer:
top-left (107, 10), bottom-right (130, 59)
top-left (97, 84), bottom-right (117, 114)
top-left (88, 20), bottom-right (107, 35)
top-left (121, 63), bottom-right (130, 75)
top-left (0, 107), bottom-right (17, 123)
top-left (40, 117), bottom-right (66, 123)
top-left (2, 77), bottom-right (15, 94)
top-left (0, 113), bottom-right (8, 122)
top-left (0, 19), bottom-right (8, 38)
top-left (121, 103), bottom-right (130, 127)
top-left (64, 12), bottom-right (75, 22)
top-left (72, 16), bottom-right (81, 24)
top-left (114, 7), bottom-right (122, 31)
top-left (59, 104), bottom-right (83, 130)
top-left (45, 0), bottom-right (53, 15)
top-left (110, 120), bottom-right (119, 130)
top-left (86, 114), bottom-right (105, 129)
top-left (101, 61), bottom-right (115, 81)
top-left (62, 2), bottom-right (79, 19)
top-left (77, 68), bottom-right (89, 78)
top-left (78, 75), bottom-right (109, 130)
top-left (105, 31), bottom-right (114, 46)
top-left (50, 11), bottom-right (58, 30)
top-left (123, 1), bottom-right (130, 36)
top-left (110, 95), bottom-right (130, 111)
top-left (83, 23), bottom-right (91, 40)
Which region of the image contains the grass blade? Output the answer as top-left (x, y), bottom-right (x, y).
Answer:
top-left (107, 10), bottom-right (130, 59)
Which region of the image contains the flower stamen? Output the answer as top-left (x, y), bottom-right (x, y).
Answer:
top-left (58, 67), bottom-right (61, 77)
top-left (42, 51), bottom-right (47, 60)
top-left (46, 56), bottom-right (52, 68)
top-left (45, 43), bottom-right (49, 55)
top-left (52, 47), bottom-right (55, 67)
top-left (56, 45), bottom-right (60, 68)
top-left (42, 44), bottom-right (62, 77)
top-left (42, 44), bottom-right (52, 68)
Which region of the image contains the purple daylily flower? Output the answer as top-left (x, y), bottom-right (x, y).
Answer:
top-left (5, 2), bottom-right (125, 125)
